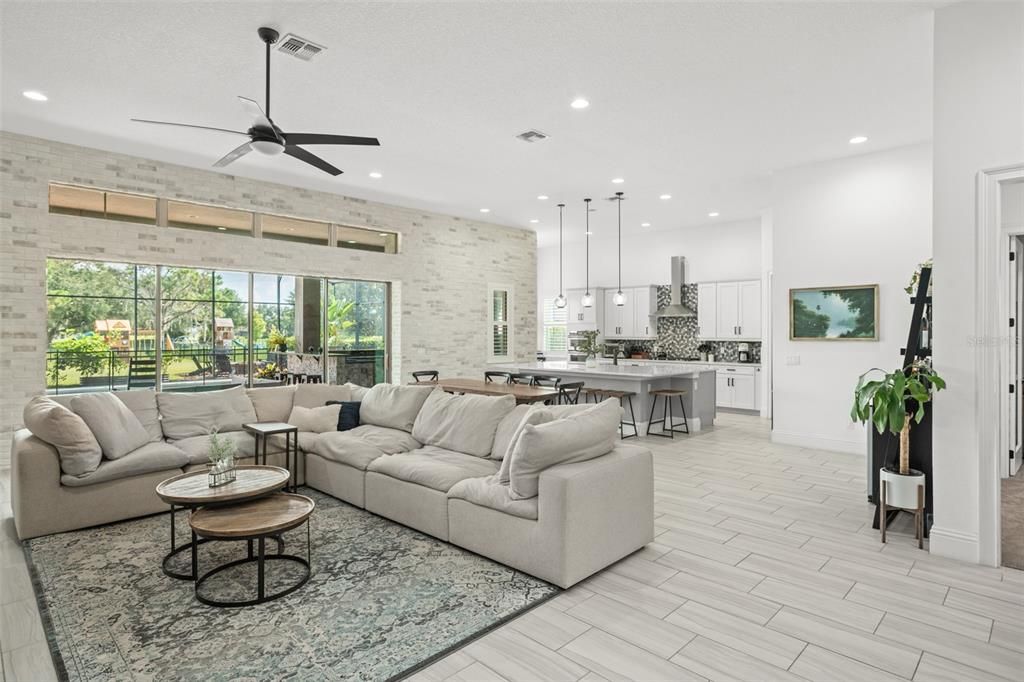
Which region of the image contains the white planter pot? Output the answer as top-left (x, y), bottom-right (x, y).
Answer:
top-left (880, 467), bottom-right (925, 510)
top-left (585, 356), bottom-right (598, 368)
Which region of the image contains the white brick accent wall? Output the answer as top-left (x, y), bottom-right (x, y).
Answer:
top-left (0, 132), bottom-right (537, 466)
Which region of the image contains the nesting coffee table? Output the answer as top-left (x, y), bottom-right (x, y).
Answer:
top-left (155, 465), bottom-right (291, 581)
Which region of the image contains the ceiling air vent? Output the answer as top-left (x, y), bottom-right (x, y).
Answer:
top-left (277, 34), bottom-right (326, 62)
top-left (515, 129), bottom-right (550, 143)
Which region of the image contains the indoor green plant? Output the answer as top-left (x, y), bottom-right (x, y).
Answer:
top-left (850, 360), bottom-right (945, 510)
top-left (577, 330), bottom-right (601, 367)
top-left (268, 327), bottom-right (288, 352)
top-left (207, 428), bottom-right (238, 487)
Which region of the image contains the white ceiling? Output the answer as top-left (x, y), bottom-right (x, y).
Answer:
top-left (0, 1), bottom-right (936, 246)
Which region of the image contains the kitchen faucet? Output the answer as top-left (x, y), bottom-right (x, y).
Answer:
top-left (612, 344), bottom-right (624, 366)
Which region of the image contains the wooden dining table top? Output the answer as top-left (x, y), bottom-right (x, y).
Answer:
top-left (410, 377), bottom-right (558, 404)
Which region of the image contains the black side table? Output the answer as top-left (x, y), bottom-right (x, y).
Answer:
top-left (243, 422), bottom-right (299, 492)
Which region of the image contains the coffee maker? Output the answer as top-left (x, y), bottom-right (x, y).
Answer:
top-left (737, 342), bottom-right (751, 363)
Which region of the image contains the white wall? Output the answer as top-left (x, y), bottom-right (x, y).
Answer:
top-left (771, 143), bottom-right (933, 454)
top-left (931, 0), bottom-right (1024, 564)
top-left (537, 218), bottom-right (762, 332)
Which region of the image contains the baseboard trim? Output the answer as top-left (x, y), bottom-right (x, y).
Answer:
top-left (928, 526), bottom-right (980, 563)
top-left (770, 430), bottom-right (865, 455)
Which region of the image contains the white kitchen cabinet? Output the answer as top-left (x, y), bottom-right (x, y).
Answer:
top-left (566, 288), bottom-right (600, 328)
top-left (603, 286), bottom-right (656, 339)
top-left (701, 279), bottom-right (761, 340)
top-left (716, 366), bottom-right (758, 410)
top-left (632, 286), bottom-right (657, 339)
top-left (603, 289), bottom-right (630, 338)
top-left (697, 283), bottom-right (717, 339)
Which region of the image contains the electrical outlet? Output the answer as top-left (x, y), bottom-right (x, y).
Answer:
top-left (786, 355), bottom-right (801, 366)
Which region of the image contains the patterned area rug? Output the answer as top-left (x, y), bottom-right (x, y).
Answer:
top-left (24, 489), bottom-right (558, 681)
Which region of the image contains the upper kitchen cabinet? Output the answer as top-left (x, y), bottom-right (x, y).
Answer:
top-left (566, 287), bottom-right (601, 329)
top-left (699, 279), bottom-right (762, 340)
top-left (603, 286), bottom-right (657, 339)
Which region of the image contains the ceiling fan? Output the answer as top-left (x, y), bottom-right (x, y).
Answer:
top-left (131, 27), bottom-right (379, 176)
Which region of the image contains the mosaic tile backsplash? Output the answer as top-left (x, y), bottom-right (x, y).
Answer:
top-left (612, 284), bottom-right (762, 363)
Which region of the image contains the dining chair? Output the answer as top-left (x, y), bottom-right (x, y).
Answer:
top-left (529, 375), bottom-right (561, 388)
top-left (411, 370), bottom-right (439, 383)
top-left (484, 371), bottom-right (513, 383)
top-left (557, 381), bottom-right (585, 405)
top-left (509, 373), bottom-right (533, 385)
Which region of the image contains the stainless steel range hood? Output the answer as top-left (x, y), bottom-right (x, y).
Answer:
top-left (656, 256), bottom-right (696, 317)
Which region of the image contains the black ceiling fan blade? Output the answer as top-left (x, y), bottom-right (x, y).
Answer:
top-left (284, 145), bottom-right (343, 176)
top-left (284, 133), bottom-right (380, 147)
top-left (213, 142), bottom-right (254, 168)
top-left (237, 96), bottom-right (273, 130)
top-left (130, 118), bottom-right (249, 137)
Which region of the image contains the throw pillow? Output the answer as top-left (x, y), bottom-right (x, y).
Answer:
top-left (507, 398), bottom-right (622, 500)
top-left (326, 400), bottom-right (361, 431)
top-left (494, 406), bottom-right (553, 484)
top-left (157, 385), bottom-right (257, 439)
top-left (412, 389), bottom-right (516, 457)
top-left (287, 404), bottom-right (342, 433)
top-left (294, 383), bottom-right (351, 409)
top-left (491, 404), bottom-right (531, 460)
top-left (71, 392), bottom-right (151, 460)
top-left (359, 383), bottom-right (435, 432)
top-left (22, 396), bottom-right (103, 476)
top-left (345, 382), bottom-right (370, 401)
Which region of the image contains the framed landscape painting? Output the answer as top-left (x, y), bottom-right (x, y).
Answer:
top-left (789, 284), bottom-right (879, 341)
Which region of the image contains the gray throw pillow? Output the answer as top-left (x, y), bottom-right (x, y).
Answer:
top-left (22, 396), bottom-right (103, 475)
top-left (71, 392), bottom-right (152, 460)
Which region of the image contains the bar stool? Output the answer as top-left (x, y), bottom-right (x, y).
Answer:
top-left (647, 388), bottom-right (689, 438)
top-left (582, 388), bottom-right (639, 439)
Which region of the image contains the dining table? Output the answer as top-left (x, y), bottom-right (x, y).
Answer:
top-left (410, 377), bottom-right (559, 404)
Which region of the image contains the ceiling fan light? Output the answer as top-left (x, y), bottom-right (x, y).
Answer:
top-left (251, 139), bottom-right (284, 155)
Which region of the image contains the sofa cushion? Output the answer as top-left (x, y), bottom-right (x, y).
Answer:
top-left (367, 446), bottom-right (499, 493)
top-left (345, 382), bottom-right (370, 401)
top-left (294, 383), bottom-right (351, 409)
top-left (495, 407), bottom-right (554, 485)
top-left (312, 432), bottom-right (390, 471)
top-left (412, 390), bottom-right (516, 457)
top-left (60, 441), bottom-right (188, 488)
top-left (270, 431), bottom-right (321, 453)
top-left (360, 383), bottom-right (435, 432)
top-left (246, 385), bottom-right (296, 423)
top-left (346, 424), bottom-right (421, 454)
top-left (448, 476), bottom-right (539, 520)
top-left (544, 403), bottom-right (596, 419)
top-left (508, 399), bottom-right (622, 500)
top-left (157, 385), bottom-right (258, 439)
top-left (70, 392), bottom-right (151, 460)
top-left (170, 431), bottom-right (259, 465)
top-left (288, 404), bottom-right (341, 433)
top-left (23, 396), bottom-right (102, 476)
top-left (112, 390), bottom-right (163, 442)
top-left (491, 404), bottom-right (530, 460)
top-left (326, 401), bottom-right (361, 431)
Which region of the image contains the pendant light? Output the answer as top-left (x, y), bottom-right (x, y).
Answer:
top-left (554, 203), bottom-right (567, 309)
top-left (581, 198), bottom-right (594, 307)
top-left (612, 191), bottom-right (626, 306)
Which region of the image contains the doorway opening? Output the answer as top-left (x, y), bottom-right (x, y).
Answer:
top-left (1000, 179), bottom-right (1024, 569)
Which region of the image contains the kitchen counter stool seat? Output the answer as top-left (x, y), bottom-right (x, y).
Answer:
top-left (646, 388), bottom-right (689, 438)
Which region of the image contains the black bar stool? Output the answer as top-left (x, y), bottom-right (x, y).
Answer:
top-left (647, 388), bottom-right (689, 438)
top-left (582, 388), bottom-right (639, 439)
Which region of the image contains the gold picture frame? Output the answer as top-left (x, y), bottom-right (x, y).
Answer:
top-left (789, 284), bottom-right (879, 341)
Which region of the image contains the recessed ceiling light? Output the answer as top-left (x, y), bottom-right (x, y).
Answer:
top-left (217, 226), bottom-right (227, 231)
top-left (570, 98), bottom-right (590, 109)
top-left (346, 239), bottom-right (357, 244)
top-left (708, 212), bottom-right (720, 218)
top-left (659, 194), bottom-right (672, 200)
top-left (377, 233), bottom-right (388, 237)
top-left (537, 195), bottom-right (549, 200)
top-left (368, 171), bottom-right (383, 178)
top-left (849, 136), bottom-right (868, 144)
top-left (641, 222), bottom-right (651, 227)
top-left (611, 178), bottom-right (625, 184)
top-left (22, 90), bottom-right (47, 102)
top-left (585, 231), bottom-right (594, 235)
top-left (288, 227), bottom-right (295, 231)
top-left (529, 219), bottom-right (540, 224)
top-left (480, 208), bottom-right (490, 213)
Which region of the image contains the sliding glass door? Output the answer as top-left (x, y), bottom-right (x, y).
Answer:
top-left (326, 279), bottom-right (390, 386)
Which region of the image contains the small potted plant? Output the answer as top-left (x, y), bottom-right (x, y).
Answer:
top-left (207, 428), bottom-right (238, 487)
top-left (850, 360), bottom-right (945, 513)
top-left (697, 343), bottom-right (712, 362)
top-left (577, 330), bottom-right (601, 367)
top-left (268, 327), bottom-right (288, 352)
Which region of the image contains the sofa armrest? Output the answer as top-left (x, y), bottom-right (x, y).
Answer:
top-left (10, 428), bottom-right (63, 538)
top-left (537, 443), bottom-right (654, 584)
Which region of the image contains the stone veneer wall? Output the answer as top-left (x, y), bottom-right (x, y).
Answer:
top-left (612, 284), bottom-right (762, 362)
top-left (0, 132), bottom-right (537, 466)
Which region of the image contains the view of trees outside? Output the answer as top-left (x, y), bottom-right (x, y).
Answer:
top-left (327, 279), bottom-right (388, 385)
top-left (46, 258), bottom-right (390, 391)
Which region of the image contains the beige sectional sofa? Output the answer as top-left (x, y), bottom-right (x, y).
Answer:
top-left (11, 382), bottom-right (654, 588)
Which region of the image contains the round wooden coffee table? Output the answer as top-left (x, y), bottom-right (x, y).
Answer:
top-left (190, 492), bottom-right (315, 607)
top-left (155, 465), bottom-right (290, 581)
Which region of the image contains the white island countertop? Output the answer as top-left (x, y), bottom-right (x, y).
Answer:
top-left (496, 361), bottom-right (714, 380)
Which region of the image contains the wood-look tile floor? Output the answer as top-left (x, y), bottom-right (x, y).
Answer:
top-left (2, 412), bottom-right (1022, 681)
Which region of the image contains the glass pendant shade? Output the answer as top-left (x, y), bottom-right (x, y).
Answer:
top-left (613, 290), bottom-right (626, 306)
top-left (581, 291), bottom-right (594, 308)
top-left (554, 293), bottom-right (567, 308)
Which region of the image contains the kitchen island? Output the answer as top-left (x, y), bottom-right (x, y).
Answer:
top-left (495, 361), bottom-right (717, 433)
